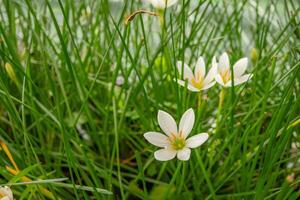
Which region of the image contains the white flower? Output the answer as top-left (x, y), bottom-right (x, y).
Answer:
top-left (0, 186), bottom-right (13, 200)
top-left (144, 108), bottom-right (209, 161)
top-left (215, 52), bottom-right (253, 87)
top-left (176, 57), bottom-right (217, 92)
top-left (116, 75), bottom-right (125, 86)
top-left (79, 6), bottom-right (92, 25)
top-left (146, 0), bottom-right (178, 9)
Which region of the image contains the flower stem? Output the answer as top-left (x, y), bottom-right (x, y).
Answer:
top-left (158, 9), bottom-right (165, 30)
top-left (216, 88), bottom-right (225, 133)
top-left (198, 91), bottom-right (202, 109)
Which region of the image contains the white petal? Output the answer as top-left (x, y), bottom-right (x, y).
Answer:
top-left (204, 56), bottom-right (218, 84)
top-left (154, 148), bottom-right (177, 161)
top-left (187, 84), bottom-right (200, 92)
top-left (186, 133), bottom-right (209, 148)
top-left (215, 74), bottom-right (225, 86)
top-left (177, 80), bottom-right (200, 92)
top-left (218, 52), bottom-right (230, 72)
top-left (177, 61), bottom-right (194, 81)
top-left (0, 187), bottom-right (13, 200)
top-left (224, 80), bottom-right (233, 87)
top-left (165, 0), bottom-right (178, 7)
top-left (233, 74), bottom-right (253, 86)
top-left (195, 56), bottom-right (206, 79)
top-left (233, 57), bottom-right (248, 77)
top-left (1, 197), bottom-right (11, 200)
top-left (157, 110), bottom-right (178, 136)
top-left (144, 132), bottom-right (170, 147)
top-left (148, 0), bottom-right (163, 8)
top-left (177, 79), bottom-right (187, 87)
top-left (201, 81), bottom-right (216, 90)
top-left (179, 108), bottom-right (195, 138)
top-left (177, 148), bottom-right (191, 161)
top-left (150, 0), bottom-right (178, 8)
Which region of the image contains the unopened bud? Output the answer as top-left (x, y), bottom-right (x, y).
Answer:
top-left (4, 63), bottom-right (18, 85)
top-left (250, 48), bottom-right (259, 63)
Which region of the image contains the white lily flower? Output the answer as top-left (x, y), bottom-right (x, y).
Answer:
top-left (144, 108), bottom-right (209, 161)
top-left (176, 57), bottom-right (217, 92)
top-left (0, 186), bottom-right (13, 200)
top-left (146, 0), bottom-right (178, 9)
top-left (215, 52), bottom-right (253, 87)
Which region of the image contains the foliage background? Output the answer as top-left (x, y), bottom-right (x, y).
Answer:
top-left (0, 0), bottom-right (300, 199)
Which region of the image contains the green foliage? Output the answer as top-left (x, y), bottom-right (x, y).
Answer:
top-left (0, 0), bottom-right (299, 199)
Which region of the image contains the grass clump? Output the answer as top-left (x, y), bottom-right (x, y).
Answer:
top-left (0, 0), bottom-right (300, 199)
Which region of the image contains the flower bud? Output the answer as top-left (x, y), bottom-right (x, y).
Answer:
top-left (4, 63), bottom-right (18, 85)
top-left (250, 48), bottom-right (259, 63)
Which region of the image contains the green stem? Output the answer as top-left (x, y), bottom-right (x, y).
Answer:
top-left (163, 162), bottom-right (182, 199)
top-left (216, 88), bottom-right (225, 133)
top-left (158, 9), bottom-right (165, 30)
top-left (198, 91), bottom-right (202, 110)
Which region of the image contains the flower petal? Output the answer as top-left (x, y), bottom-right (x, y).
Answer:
top-left (233, 57), bottom-right (248, 77)
top-left (218, 52), bottom-right (230, 72)
top-left (154, 148), bottom-right (177, 161)
top-left (187, 84), bottom-right (200, 92)
top-left (144, 132), bottom-right (170, 147)
top-left (0, 186), bottom-right (13, 200)
top-left (204, 56), bottom-right (218, 84)
top-left (157, 110), bottom-right (178, 136)
top-left (201, 81), bottom-right (216, 90)
top-left (224, 73), bottom-right (253, 87)
top-left (179, 108), bottom-right (195, 138)
top-left (233, 73), bottom-right (253, 86)
top-left (150, 0), bottom-right (178, 8)
top-left (165, 0), bottom-right (178, 7)
top-left (177, 80), bottom-right (200, 92)
top-left (177, 61), bottom-right (194, 81)
top-left (224, 81), bottom-right (233, 87)
top-left (195, 56), bottom-right (206, 79)
top-left (177, 79), bottom-right (188, 87)
top-left (186, 133), bottom-right (209, 148)
top-left (177, 148), bottom-right (191, 161)
top-left (215, 74), bottom-right (225, 86)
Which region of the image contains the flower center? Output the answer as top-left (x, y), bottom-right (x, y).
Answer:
top-left (169, 132), bottom-right (186, 150)
top-left (191, 71), bottom-right (204, 89)
top-left (191, 77), bottom-right (203, 89)
top-left (220, 69), bottom-right (231, 83)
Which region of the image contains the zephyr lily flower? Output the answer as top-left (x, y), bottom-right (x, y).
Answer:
top-left (144, 108), bottom-right (209, 161)
top-left (146, 0), bottom-right (178, 9)
top-left (0, 186), bottom-right (13, 200)
top-left (176, 57), bottom-right (217, 92)
top-left (215, 52), bottom-right (253, 87)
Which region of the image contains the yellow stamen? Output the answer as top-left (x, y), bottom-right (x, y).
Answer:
top-left (168, 132), bottom-right (186, 150)
top-left (191, 71), bottom-right (204, 89)
top-left (220, 69), bottom-right (231, 83)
